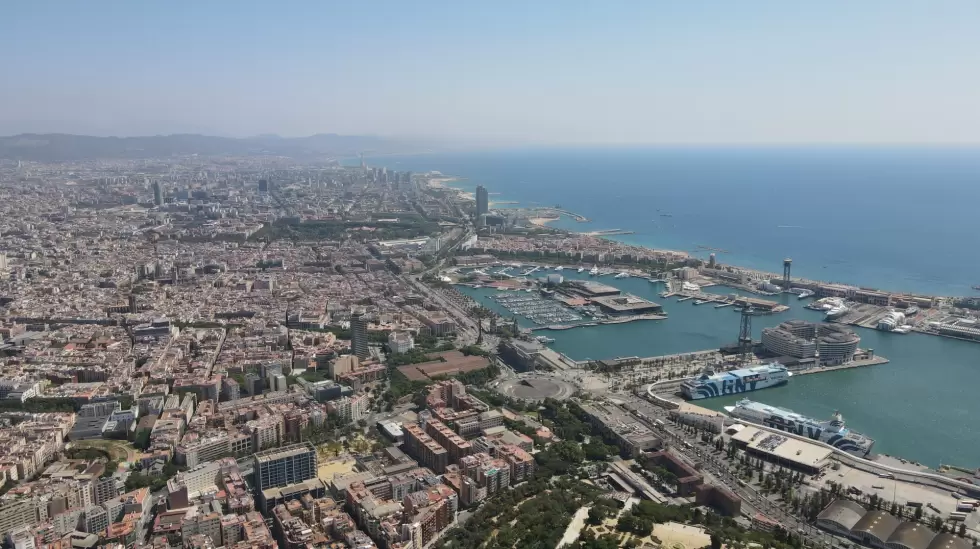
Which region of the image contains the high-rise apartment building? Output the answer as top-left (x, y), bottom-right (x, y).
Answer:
top-left (350, 310), bottom-right (370, 360)
top-left (402, 423), bottom-right (448, 473)
top-left (152, 181), bottom-right (163, 206)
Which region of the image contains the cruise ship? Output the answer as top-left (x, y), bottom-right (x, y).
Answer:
top-left (680, 364), bottom-right (790, 400)
top-left (724, 399), bottom-right (875, 455)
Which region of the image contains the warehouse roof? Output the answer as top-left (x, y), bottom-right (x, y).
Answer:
top-left (817, 499), bottom-right (867, 531)
top-left (852, 510), bottom-right (900, 542)
top-left (887, 522), bottom-right (936, 549)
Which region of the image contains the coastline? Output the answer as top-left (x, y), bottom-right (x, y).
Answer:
top-left (398, 149), bottom-right (980, 297)
top-left (422, 164), bottom-right (980, 471)
top-left (528, 216), bottom-right (559, 227)
top-left (425, 175), bottom-right (463, 189)
top-left (424, 168), bottom-right (980, 351)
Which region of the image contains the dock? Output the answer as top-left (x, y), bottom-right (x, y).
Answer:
top-left (532, 206), bottom-right (590, 223)
top-left (529, 314), bottom-right (666, 332)
top-left (585, 229), bottom-right (636, 236)
top-left (788, 355), bottom-right (890, 376)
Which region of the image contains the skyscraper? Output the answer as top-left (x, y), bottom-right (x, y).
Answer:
top-left (475, 185), bottom-right (489, 218)
top-left (350, 309), bottom-right (370, 360)
top-left (152, 181), bottom-right (163, 206)
top-left (258, 179), bottom-right (268, 193)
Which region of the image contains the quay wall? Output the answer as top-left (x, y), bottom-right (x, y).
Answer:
top-left (642, 382), bottom-right (980, 498)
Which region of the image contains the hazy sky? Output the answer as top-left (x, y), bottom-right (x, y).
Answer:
top-left (3, 1), bottom-right (980, 144)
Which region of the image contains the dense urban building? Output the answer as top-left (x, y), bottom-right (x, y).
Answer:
top-left (254, 443), bottom-right (318, 491)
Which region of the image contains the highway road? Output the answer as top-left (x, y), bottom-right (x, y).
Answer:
top-left (403, 274), bottom-right (479, 345)
top-left (613, 391), bottom-right (839, 548)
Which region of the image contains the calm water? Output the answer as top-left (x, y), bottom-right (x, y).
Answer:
top-left (458, 272), bottom-right (979, 469)
top-left (370, 147), bottom-right (980, 297)
top-left (368, 148), bottom-right (980, 468)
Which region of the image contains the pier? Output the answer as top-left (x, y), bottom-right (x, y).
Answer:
top-left (662, 289), bottom-right (790, 313)
top-left (532, 206), bottom-right (590, 222)
top-left (585, 229), bottom-right (636, 236)
top-left (599, 347), bottom-right (892, 399)
top-left (529, 313), bottom-right (667, 332)
top-left (787, 354), bottom-right (890, 376)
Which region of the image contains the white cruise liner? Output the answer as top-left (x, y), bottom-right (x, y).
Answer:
top-left (680, 363), bottom-right (790, 400)
top-left (724, 399), bottom-right (875, 455)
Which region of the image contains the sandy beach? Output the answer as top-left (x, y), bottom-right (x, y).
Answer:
top-left (529, 216), bottom-right (560, 227)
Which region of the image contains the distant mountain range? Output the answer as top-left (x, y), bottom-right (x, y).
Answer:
top-left (0, 133), bottom-right (430, 161)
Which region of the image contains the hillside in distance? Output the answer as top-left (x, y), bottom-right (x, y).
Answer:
top-left (0, 133), bottom-right (427, 161)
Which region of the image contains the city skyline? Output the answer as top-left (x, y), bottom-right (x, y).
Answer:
top-left (3, 1), bottom-right (980, 145)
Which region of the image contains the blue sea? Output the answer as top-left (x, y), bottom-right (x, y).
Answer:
top-left (358, 147), bottom-right (980, 467)
top-left (367, 147), bottom-right (980, 296)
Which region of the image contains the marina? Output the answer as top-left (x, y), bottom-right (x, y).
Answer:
top-left (456, 269), bottom-right (980, 468)
top-left (487, 291), bottom-right (583, 325)
top-left (385, 149), bottom-right (980, 474)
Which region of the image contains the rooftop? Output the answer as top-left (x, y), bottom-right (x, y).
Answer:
top-left (732, 424), bottom-right (833, 467)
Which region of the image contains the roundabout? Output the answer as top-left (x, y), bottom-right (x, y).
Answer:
top-left (496, 374), bottom-right (576, 402)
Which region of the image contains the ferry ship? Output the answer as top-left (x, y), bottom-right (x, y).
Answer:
top-left (724, 399), bottom-right (875, 455)
top-left (680, 364), bottom-right (790, 400)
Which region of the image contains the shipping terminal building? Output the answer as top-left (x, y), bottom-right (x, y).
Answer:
top-left (567, 280), bottom-right (664, 316)
top-left (761, 319), bottom-right (860, 365)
